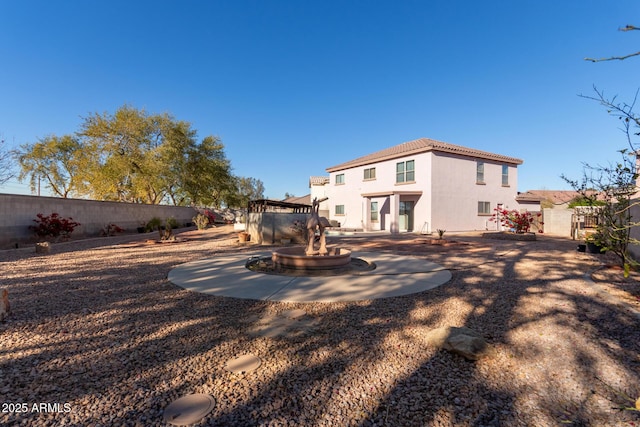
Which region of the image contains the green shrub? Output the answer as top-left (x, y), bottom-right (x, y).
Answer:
top-left (166, 217), bottom-right (179, 230)
top-left (193, 213), bottom-right (210, 230)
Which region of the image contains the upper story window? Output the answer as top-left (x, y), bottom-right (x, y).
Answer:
top-left (396, 160), bottom-right (415, 183)
top-left (476, 162), bottom-right (485, 184)
top-left (335, 173), bottom-right (345, 185)
top-left (364, 167), bottom-right (376, 180)
top-left (502, 165), bottom-right (509, 186)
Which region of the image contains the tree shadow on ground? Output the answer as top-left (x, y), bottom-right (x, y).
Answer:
top-left (0, 231), bottom-right (638, 426)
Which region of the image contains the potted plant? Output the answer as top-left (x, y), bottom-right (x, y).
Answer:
top-left (585, 232), bottom-right (605, 254)
top-left (238, 231), bottom-right (250, 243)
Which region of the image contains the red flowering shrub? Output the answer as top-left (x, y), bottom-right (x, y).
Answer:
top-left (489, 208), bottom-right (543, 233)
top-left (204, 209), bottom-right (217, 224)
top-left (100, 223), bottom-right (124, 236)
top-left (30, 213), bottom-right (81, 239)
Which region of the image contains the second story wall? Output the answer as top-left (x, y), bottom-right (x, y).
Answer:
top-left (430, 152), bottom-right (519, 231)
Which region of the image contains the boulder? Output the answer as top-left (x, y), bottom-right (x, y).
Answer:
top-left (0, 288), bottom-right (9, 321)
top-left (35, 242), bottom-right (50, 254)
top-left (424, 326), bottom-right (487, 360)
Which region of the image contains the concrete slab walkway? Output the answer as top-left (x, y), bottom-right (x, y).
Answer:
top-left (168, 251), bottom-right (451, 302)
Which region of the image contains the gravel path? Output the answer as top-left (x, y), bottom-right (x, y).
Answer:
top-left (1, 226), bottom-right (639, 426)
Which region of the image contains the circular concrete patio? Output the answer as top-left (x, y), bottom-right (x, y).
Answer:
top-left (168, 251), bottom-right (451, 302)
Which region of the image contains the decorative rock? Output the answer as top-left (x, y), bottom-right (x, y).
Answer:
top-left (0, 288), bottom-right (9, 321)
top-left (224, 354), bottom-right (262, 373)
top-left (424, 326), bottom-right (487, 360)
top-left (35, 242), bottom-right (50, 254)
top-left (163, 394), bottom-right (215, 426)
top-left (281, 309), bottom-right (306, 320)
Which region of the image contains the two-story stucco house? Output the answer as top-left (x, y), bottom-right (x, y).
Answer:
top-left (324, 137), bottom-right (524, 233)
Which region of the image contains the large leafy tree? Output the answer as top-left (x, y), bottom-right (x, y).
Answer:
top-left (17, 135), bottom-right (88, 198)
top-left (181, 135), bottom-right (235, 207)
top-left (232, 176), bottom-right (265, 208)
top-left (79, 105), bottom-right (169, 203)
top-left (17, 105), bottom-right (249, 206)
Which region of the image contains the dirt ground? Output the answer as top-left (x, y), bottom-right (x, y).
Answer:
top-left (1, 226), bottom-right (639, 426)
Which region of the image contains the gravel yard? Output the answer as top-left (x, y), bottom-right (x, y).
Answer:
top-left (1, 226), bottom-right (639, 426)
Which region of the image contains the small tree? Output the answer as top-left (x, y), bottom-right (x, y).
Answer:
top-left (563, 150), bottom-right (640, 272)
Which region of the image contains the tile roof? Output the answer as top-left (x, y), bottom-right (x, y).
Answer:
top-left (282, 194), bottom-right (311, 205)
top-left (326, 137), bottom-right (523, 172)
top-left (309, 176), bottom-right (330, 186)
top-left (519, 190), bottom-right (605, 205)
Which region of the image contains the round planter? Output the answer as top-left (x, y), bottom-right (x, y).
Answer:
top-left (587, 242), bottom-right (604, 254)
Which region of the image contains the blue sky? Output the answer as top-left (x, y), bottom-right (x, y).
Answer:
top-left (1, 1), bottom-right (639, 200)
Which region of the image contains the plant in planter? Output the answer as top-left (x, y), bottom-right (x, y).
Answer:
top-left (437, 229), bottom-right (446, 239)
top-left (585, 230), bottom-right (606, 254)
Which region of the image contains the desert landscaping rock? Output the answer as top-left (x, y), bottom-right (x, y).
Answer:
top-left (281, 308), bottom-right (306, 319)
top-left (163, 394), bottom-right (215, 426)
top-left (423, 326), bottom-right (488, 360)
top-left (163, 393), bottom-right (215, 425)
top-left (0, 226), bottom-right (638, 426)
top-left (224, 354), bottom-right (262, 373)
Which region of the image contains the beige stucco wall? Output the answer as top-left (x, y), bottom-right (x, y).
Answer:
top-left (629, 201), bottom-right (640, 261)
top-left (430, 152), bottom-right (519, 232)
top-left (0, 193), bottom-right (197, 249)
top-left (325, 150), bottom-right (520, 233)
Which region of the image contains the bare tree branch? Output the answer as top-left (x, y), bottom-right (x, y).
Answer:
top-left (584, 24), bottom-right (639, 62)
top-left (620, 25), bottom-right (639, 32)
top-left (585, 51), bottom-right (640, 62)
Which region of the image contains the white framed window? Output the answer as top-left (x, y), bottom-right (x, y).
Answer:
top-left (502, 165), bottom-right (509, 186)
top-left (478, 201), bottom-right (491, 215)
top-left (396, 160), bottom-right (415, 183)
top-left (335, 204), bottom-right (345, 215)
top-left (335, 174), bottom-right (345, 185)
top-left (370, 201), bottom-right (379, 222)
top-left (364, 167), bottom-right (376, 180)
top-left (476, 162), bottom-right (485, 184)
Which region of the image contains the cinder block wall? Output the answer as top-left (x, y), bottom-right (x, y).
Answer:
top-left (247, 212), bottom-right (309, 244)
top-left (0, 193), bottom-right (198, 249)
top-left (542, 208), bottom-right (574, 237)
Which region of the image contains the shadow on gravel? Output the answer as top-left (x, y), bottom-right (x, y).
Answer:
top-left (1, 230), bottom-right (639, 426)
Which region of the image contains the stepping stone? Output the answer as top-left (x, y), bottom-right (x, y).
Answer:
top-left (163, 393), bottom-right (215, 425)
top-left (224, 354), bottom-right (262, 373)
top-left (281, 309), bottom-right (306, 319)
top-left (248, 317), bottom-right (294, 338)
